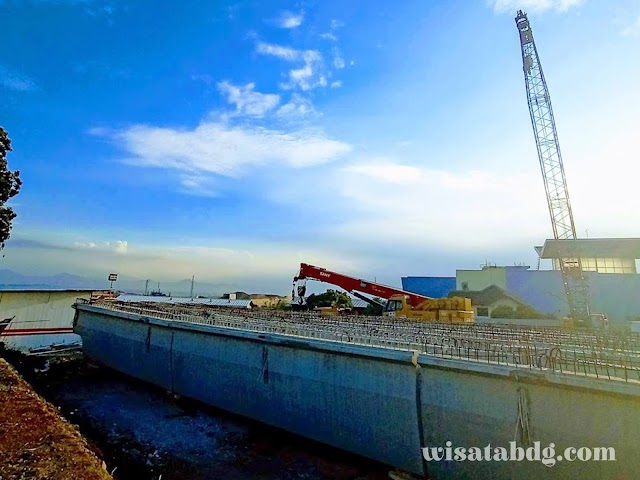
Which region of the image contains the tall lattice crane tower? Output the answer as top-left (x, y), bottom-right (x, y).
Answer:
top-left (515, 10), bottom-right (591, 322)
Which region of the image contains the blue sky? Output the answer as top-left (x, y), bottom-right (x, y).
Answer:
top-left (1, 0), bottom-right (639, 293)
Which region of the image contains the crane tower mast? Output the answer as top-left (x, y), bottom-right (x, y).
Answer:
top-left (515, 11), bottom-right (590, 321)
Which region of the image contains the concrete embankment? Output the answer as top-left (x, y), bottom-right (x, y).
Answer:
top-left (0, 357), bottom-right (111, 480)
top-left (75, 303), bottom-right (640, 480)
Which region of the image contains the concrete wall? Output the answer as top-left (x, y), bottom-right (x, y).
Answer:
top-left (0, 291), bottom-right (92, 352)
top-left (456, 268), bottom-right (507, 291)
top-left (75, 305), bottom-right (640, 479)
top-left (401, 277), bottom-right (456, 298)
top-left (75, 306), bottom-right (424, 474)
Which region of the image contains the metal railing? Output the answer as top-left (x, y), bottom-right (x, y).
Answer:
top-left (83, 301), bottom-right (640, 384)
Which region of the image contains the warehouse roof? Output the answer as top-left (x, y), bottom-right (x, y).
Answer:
top-left (114, 295), bottom-right (252, 308)
top-left (449, 285), bottom-right (528, 307)
top-left (537, 238), bottom-right (640, 259)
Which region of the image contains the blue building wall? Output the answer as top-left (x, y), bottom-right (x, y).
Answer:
top-left (401, 277), bottom-right (456, 298)
top-left (505, 269), bottom-right (567, 317)
top-left (588, 273), bottom-right (640, 322)
top-left (506, 269), bottom-right (640, 323)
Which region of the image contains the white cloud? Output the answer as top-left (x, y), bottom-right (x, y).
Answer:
top-left (0, 66), bottom-right (37, 92)
top-left (283, 50), bottom-right (327, 91)
top-left (491, 0), bottom-right (585, 13)
top-left (320, 32), bottom-right (337, 41)
top-left (179, 174), bottom-right (218, 197)
top-left (330, 80), bottom-right (342, 89)
top-left (217, 81), bottom-right (280, 117)
top-left (276, 10), bottom-right (304, 29)
top-left (268, 160), bottom-right (548, 250)
top-left (74, 241), bottom-right (97, 249)
top-left (622, 15), bottom-right (640, 36)
top-left (102, 120), bottom-right (351, 178)
top-left (255, 42), bottom-right (329, 91)
top-left (74, 240), bottom-right (128, 254)
top-left (330, 19), bottom-right (344, 29)
top-left (333, 48), bottom-right (345, 69)
top-left (266, 104), bottom-right (640, 251)
top-left (256, 42), bottom-right (300, 61)
top-left (276, 94), bottom-right (317, 118)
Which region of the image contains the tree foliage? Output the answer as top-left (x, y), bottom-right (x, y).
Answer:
top-left (275, 299), bottom-right (291, 311)
top-left (305, 289), bottom-right (353, 310)
top-left (0, 127), bottom-right (21, 250)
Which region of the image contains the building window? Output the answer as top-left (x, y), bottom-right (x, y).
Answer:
top-left (477, 307), bottom-right (489, 317)
top-left (553, 257), bottom-right (636, 274)
top-left (461, 282), bottom-right (469, 291)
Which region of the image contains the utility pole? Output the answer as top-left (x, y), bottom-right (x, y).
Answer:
top-left (190, 275), bottom-right (195, 299)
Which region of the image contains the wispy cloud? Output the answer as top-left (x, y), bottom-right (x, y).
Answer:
top-left (0, 65), bottom-right (37, 92)
top-left (217, 81), bottom-right (280, 117)
top-left (491, 0), bottom-right (586, 14)
top-left (276, 94), bottom-right (317, 118)
top-left (320, 18), bottom-right (344, 42)
top-left (255, 42), bottom-right (327, 91)
top-left (275, 10), bottom-right (304, 29)
top-left (332, 48), bottom-right (345, 69)
top-left (178, 174), bottom-right (218, 197)
top-left (268, 159), bottom-right (547, 250)
top-left (94, 119), bottom-right (351, 180)
top-left (74, 240), bottom-right (128, 254)
top-left (283, 50), bottom-right (327, 91)
top-left (256, 41), bottom-right (300, 61)
top-left (622, 15), bottom-right (640, 36)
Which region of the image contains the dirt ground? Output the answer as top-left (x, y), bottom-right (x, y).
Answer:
top-left (0, 358), bottom-right (112, 480)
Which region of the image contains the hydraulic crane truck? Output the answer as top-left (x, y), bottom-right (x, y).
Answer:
top-left (293, 263), bottom-right (474, 324)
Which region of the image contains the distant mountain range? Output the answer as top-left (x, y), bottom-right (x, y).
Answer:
top-left (0, 269), bottom-right (286, 298)
top-left (0, 269), bottom-right (104, 289)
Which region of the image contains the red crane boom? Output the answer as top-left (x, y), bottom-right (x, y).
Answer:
top-left (293, 263), bottom-right (431, 306)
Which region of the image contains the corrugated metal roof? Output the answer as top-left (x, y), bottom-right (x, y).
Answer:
top-left (115, 295), bottom-right (252, 308)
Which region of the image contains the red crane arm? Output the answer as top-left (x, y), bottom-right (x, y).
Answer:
top-left (293, 263), bottom-right (431, 306)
